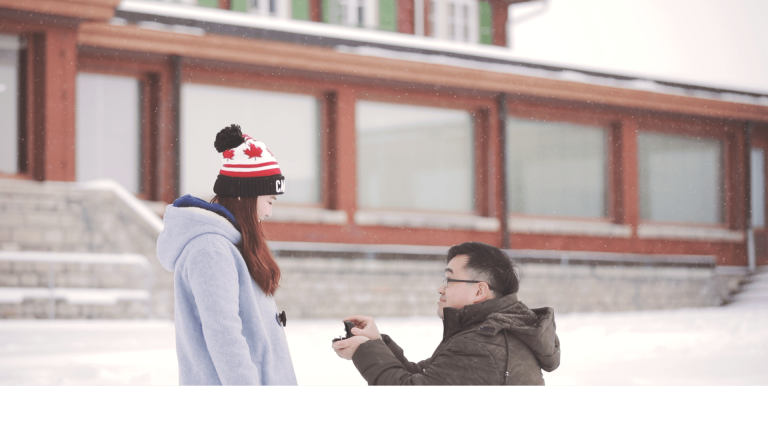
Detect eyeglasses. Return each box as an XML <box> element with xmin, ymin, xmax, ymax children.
<box><xmin>443</xmin><ymin>277</ymin><xmax>495</xmax><ymax>291</ymax></box>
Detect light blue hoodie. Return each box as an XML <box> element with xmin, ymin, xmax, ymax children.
<box><xmin>156</xmin><ymin>196</ymin><xmax>297</xmax><ymax>386</ymax></box>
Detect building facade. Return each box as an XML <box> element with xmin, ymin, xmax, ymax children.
<box><xmin>2</xmin><ymin>0</ymin><xmax>768</xmax><ymax>317</ymax></box>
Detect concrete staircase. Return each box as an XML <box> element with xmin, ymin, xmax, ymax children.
<box><xmin>0</xmin><ymin>179</ymin><xmax>172</xmax><ymax>319</ymax></box>
<box><xmin>728</xmin><ymin>267</ymin><xmax>768</xmax><ymax>308</ymax></box>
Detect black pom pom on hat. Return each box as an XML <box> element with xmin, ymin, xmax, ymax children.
<box><xmin>214</xmin><ymin>124</ymin><xmax>245</xmax><ymax>153</ymax></box>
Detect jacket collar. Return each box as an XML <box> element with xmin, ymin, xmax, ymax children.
<box><xmin>173</xmin><ymin>195</ymin><xmax>239</xmax><ymax>231</ymax></box>
<box><xmin>442</xmin><ymin>293</ymin><xmax>519</xmax><ymax>340</ymax></box>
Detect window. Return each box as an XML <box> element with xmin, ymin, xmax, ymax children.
<box><xmin>427</xmin><ymin>0</ymin><xmax>436</xmax><ymax>36</ymax></box>
<box><xmin>76</xmin><ymin>73</ymin><xmax>141</xmax><ymax>193</ymax></box>
<box><xmin>506</xmin><ymin>117</ymin><xmax>608</xmax><ymax>219</ymax></box>
<box><xmin>356</xmin><ymin>101</ymin><xmax>474</xmax><ymax>213</ymax></box>
<box><xmin>0</xmin><ymin>34</ymin><xmax>20</xmax><ymax>175</ymax></box>
<box><xmin>423</xmin><ymin>0</ymin><xmax>478</xmax><ymax>43</ymax></box>
<box><xmin>150</xmin><ymin>0</ymin><xmax>218</xmax><ymax>6</ymax></box>
<box><xmin>229</xmin><ymin>0</ymin><xmax>292</xmax><ymax>18</ymax></box>
<box><xmin>323</xmin><ymin>0</ymin><xmax>379</xmax><ymax>29</ymax></box>
<box><xmin>638</xmin><ymin>132</ymin><xmax>723</xmax><ymax>225</ymax></box>
<box><xmin>181</xmin><ymin>84</ymin><xmax>320</xmax><ymax>203</ymax></box>
<box><xmin>752</xmin><ymin>148</ymin><xmax>765</xmax><ymax>228</ymax></box>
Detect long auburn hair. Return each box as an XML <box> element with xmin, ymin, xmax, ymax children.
<box><xmin>211</xmin><ymin>195</ymin><xmax>281</xmax><ymax>296</ymax></box>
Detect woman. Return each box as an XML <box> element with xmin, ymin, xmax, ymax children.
<box><xmin>156</xmin><ymin>124</ymin><xmax>297</xmax><ymax>385</ymax></box>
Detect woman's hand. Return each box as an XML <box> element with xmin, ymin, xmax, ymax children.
<box><xmin>332</xmin><ymin>336</ymin><xmax>370</xmax><ymax>360</ymax></box>
<box><xmin>343</xmin><ymin>315</ymin><xmax>382</xmax><ymax>340</ymax></box>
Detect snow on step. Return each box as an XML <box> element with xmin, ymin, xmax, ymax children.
<box><xmin>0</xmin><ymin>288</ymin><xmax>150</xmax><ymax>305</ymax></box>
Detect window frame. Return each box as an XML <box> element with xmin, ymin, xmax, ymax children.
<box><xmin>354</xmin><ymin>88</ymin><xmax>488</xmax><ymax>216</ymax></box>
<box><xmin>182</xmin><ymin>64</ymin><xmax>328</xmax><ymax>209</ymax></box>
<box><xmin>505</xmin><ymin>101</ymin><xmax>618</xmax><ymax>224</ymax></box>
<box><xmin>635</xmin><ymin>116</ymin><xmax>735</xmax><ymax>229</ymax></box>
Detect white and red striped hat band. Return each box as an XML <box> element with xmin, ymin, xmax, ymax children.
<box><xmin>219</xmin><ymin>135</ymin><xmax>282</xmax><ymax>178</ymax></box>
<box><xmin>213</xmin><ymin>133</ymin><xmax>286</xmax><ymax>197</ymax></box>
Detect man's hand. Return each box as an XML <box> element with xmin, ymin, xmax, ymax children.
<box><xmin>332</xmin><ymin>336</ymin><xmax>370</xmax><ymax>360</ymax></box>
<box><xmin>344</xmin><ymin>315</ymin><xmax>382</xmax><ymax>340</ymax></box>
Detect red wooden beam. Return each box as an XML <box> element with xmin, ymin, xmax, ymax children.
<box><xmin>26</xmin><ymin>29</ymin><xmax>78</xmax><ymax>182</ymax></box>
<box><xmin>615</xmin><ymin>118</ymin><xmax>639</xmax><ymax>232</ymax></box>
<box><xmin>310</xmin><ymin>0</ymin><xmax>322</xmax><ymax>22</ymax></box>
<box><xmin>331</xmin><ymin>87</ymin><xmax>357</xmax><ymax>217</ymax></box>
<box><xmin>398</xmin><ymin>0</ymin><xmax>415</xmax><ymax>34</ymax></box>
<box><xmin>490</xmin><ymin>0</ymin><xmax>509</xmax><ymax>47</ymax></box>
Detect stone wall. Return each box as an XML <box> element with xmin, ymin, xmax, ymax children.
<box><xmin>0</xmin><ymin>179</ymin><xmax>747</xmax><ymax>320</ymax></box>
<box><xmin>271</xmin><ymin>247</ymin><xmax>746</xmax><ymax>319</ymax></box>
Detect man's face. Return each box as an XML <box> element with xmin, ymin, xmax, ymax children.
<box><xmin>438</xmin><ymin>255</ymin><xmax>480</xmax><ymax>319</ymax></box>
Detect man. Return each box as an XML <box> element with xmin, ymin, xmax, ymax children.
<box><xmin>332</xmin><ymin>241</ymin><xmax>560</xmax><ymax>385</ymax></box>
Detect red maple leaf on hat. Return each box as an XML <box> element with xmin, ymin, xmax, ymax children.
<box><xmin>244</xmin><ymin>143</ymin><xmax>263</xmax><ymax>159</ymax></box>
<box><xmin>222</xmin><ymin>149</ymin><xmax>235</xmax><ymax>160</ymax></box>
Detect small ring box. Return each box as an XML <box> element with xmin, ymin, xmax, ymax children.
<box><xmin>332</xmin><ymin>321</ymin><xmax>355</xmax><ymax>343</ymax></box>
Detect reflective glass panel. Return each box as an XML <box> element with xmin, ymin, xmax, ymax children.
<box><xmin>0</xmin><ymin>34</ymin><xmax>19</xmax><ymax>174</ymax></box>
<box><xmin>181</xmin><ymin>84</ymin><xmax>320</xmax><ymax>203</ymax></box>
<box><xmin>506</xmin><ymin>117</ymin><xmax>607</xmax><ymax>218</ymax></box>
<box><xmin>752</xmin><ymin>148</ymin><xmax>765</xmax><ymax>228</ymax></box>
<box><xmin>638</xmin><ymin>132</ymin><xmax>723</xmax><ymax>224</ymax></box>
<box><xmin>76</xmin><ymin>73</ymin><xmax>141</xmax><ymax>193</ymax></box>
<box><xmin>356</xmin><ymin>101</ymin><xmax>474</xmax><ymax>213</ymax></box>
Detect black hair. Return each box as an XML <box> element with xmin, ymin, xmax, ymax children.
<box><xmin>214</xmin><ymin>124</ymin><xmax>245</xmax><ymax>153</ymax></box>
<box><xmin>446</xmin><ymin>242</ymin><xmax>519</xmax><ymax>296</ymax></box>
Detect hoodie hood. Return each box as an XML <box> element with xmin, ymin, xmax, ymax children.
<box><xmin>156</xmin><ymin>195</ymin><xmax>242</xmax><ymax>272</ymax></box>
<box><xmin>443</xmin><ymin>294</ymin><xmax>561</xmax><ymax>372</ymax></box>
<box><xmin>480</xmin><ymin>297</ymin><xmax>560</xmax><ymax>372</ymax></box>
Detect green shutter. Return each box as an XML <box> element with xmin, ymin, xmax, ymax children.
<box><xmin>322</xmin><ymin>0</ymin><xmax>331</xmax><ymax>22</ymax></box>
<box><xmin>197</xmin><ymin>0</ymin><xmax>220</xmax><ymax>8</ymax></box>
<box><xmin>292</xmin><ymin>0</ymin><xmax>310</xmax><ymax>20</ymax></box>
<box><xmin>379</xmin><ymin>0</ymin><xmax>397</xmax><ymax>31</ymax></box>
<box><xmin>230</xmin><ymin>0</ymin><xmax>248</xmax><ymax>12</ymax></box>
<box><xmin>479</xmin><ymin>1</ymin><xmax>492</xmax><ymax>45</ymax></box>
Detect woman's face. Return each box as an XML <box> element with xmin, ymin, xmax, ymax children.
<box><xmin>256</xmin><ymin>195</ymin><xmax>277</xmax><ymax>222</ymax></box>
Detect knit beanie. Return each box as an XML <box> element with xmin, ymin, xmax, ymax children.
<box><xmin>212</xmin><ymin>124</ymin><xmax>286</xmax><ymax>197</ymax></box>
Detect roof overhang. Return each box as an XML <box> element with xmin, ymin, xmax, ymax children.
<box><xmin>0</xmin><ymin>0</ymin><xmax>121</xmax><ymax>22</ymax></box>
<box><xmin>78</xmin><ymin>19</ymin><xmax>768</xmax><ymax>123</ymax></box>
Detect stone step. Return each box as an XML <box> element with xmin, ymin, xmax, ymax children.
<box><xmin>0</xmin><ymin>287</ymin><xmax>150</xmax><ymax>305</ymax></box>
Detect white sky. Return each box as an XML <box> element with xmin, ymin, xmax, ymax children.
<box><xmin>507</xmin><ymin>0</ymin><xmax>768</xmax><ymax>94</ymax></box>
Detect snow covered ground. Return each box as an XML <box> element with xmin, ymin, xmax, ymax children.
<box><xmin>0</xmin><ymin>299</ymin><xmax>766</xmax><ymax>385</ymax></box>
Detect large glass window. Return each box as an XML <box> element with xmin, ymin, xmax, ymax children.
<box><xmin>76</xmin><ymin>73</ymin><xmax>141</xmax><ymax>193</ymax></box>
<box><xmin>356</xmin><ymin>101</ymin><xmax>474</xmax><ymax>213</ymax></box>
<box><xmin>181</xmin><ymin>84</ymin><xmax>320</xmax><ymax>203</ymax></box>
<box><xmin>752</xmin><ymin>148</ymin><xmax>765</xmax><ymax>228</ymax></box>
<box><xmin>506</xmin><ymin>117</ymin><xmax>607</xmax><ymax>218</ymax></box>
<box><xmin>0</xmin><ymin>34</ymin><xmax>20</xmax><ymax>175</ymax></box>
<box><xmin>638</xmin><ymin>132</ymin><xmax>723</xmax><ymax>225</ymax></box>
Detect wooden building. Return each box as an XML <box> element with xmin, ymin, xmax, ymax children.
<box><xmin>2</xmin><ymin>0</ymin><xmax>768</xmax><ymax>272</ymax></box>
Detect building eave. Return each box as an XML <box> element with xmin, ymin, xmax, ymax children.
<box><xmin>78</xmin><ymin>20</ymin><xmax>768</xmax><ymax>123</ymax></box>
<box><xmin>0</xmin><ymin>0</ymin><xmax>121</xmax><ymax>22</ymax></box>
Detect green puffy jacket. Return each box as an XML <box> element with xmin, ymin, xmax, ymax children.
<box><xmin>351</xmin><ymin>293</ymin><xmax>560</xmax><ymax>385</ymax></box>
